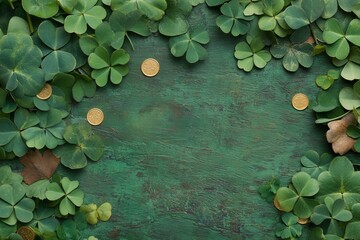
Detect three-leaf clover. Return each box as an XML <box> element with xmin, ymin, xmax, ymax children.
<box><xmin>311</xmin><ymin>197</ymin><xmax>352</xmax><ymax>236</ymax></box>
<box><xmin>0</xmin><ymin>183</ymin><xmax>35</xmax><ymax>225</ymax></box>
<box><xmin>276</xmin><ymin>172</ymin><xmax>319</xmax><ymax>218</ymax></box>
<box><xmin>315</xmin><ymin>69</ymin><xmax>340</xmax><ymax>90</ymax></box>
<box><xmin>53</xmin><ymin>123</ymin><xmax>104</xmax><ymax>169</ymax></box>
<box><xmin>64</xmin><ymin>0</ymin><xmax>106</xmax><ymax>34</ymax></box>
<box><xmin>270</xmin><ymin>27</ymin><xmax>314</xmax><ymax>72</ymax></box>
<box><xmin>323</xmin><ymin>18</ymin><xmax>360</xmax><ymax>60</ymax></box>
<box><xmin>159</xmin><ymin>1</ymin><xmax>192</xmax><ymax>37</ymax></box>
<box><xmin>80</xmin><ymin>202</ymin><xmax>112</xmax><ymax>225</ymax></box>
<box><xmin>169</xmin><ymin>29</ymin><xmax>210</xmax><ymax>63</ymax></box>
<box><xmin>234</xmin><ymin>39</ymin><xmax>271</xmax><ymax>72</ymax></box>
<box><xmin>258</xmin><ymin>0</ymin><xmax>285</xmax><ymax>32</ymax></box>
<box><xmin>29</xmin><ymin>205</ymin><xmax>60</xmax><ymax>234</ymax></box>
<box><xmin>216</xmin><ymin>0</ymin><xmax>253</xmax><ymax>37</ymax></box>
<box><xmin>318</xmin><ymin>156</ymin><xmax>360</xmax><ymax>207</ymax></box>
<box><xmin>88</xmin><ymin>46</ymin><xmax>130</xmax><ymax>87</ymax></box>
<box><xmin>300</xmin><ymin>150</ymin><xmax>332</xmax><ymax>178</ymax></box>
<box><xmin>45</xmin><ymin>177</ymin><xmax>84</xmax><ymax>216</ymax></box>
<box><xmin>37</xmin><ymin>20</ymin><xmax>76</xmax><ymax>80</ymax></box>
<box><xmin>111</xmin><ymin>0</ymin><xmax>167</xmax><ymax>21</ymax></box>
<box><xmin>275</xmin><ymin>213</ymin><xmax>303</xmax><ymax>239</ymax></box>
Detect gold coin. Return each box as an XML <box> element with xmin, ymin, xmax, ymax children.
<box><xmin>17</xmin><ymin>226</ymin><xmax>35</xmax><ymax>240</ymax></box>
<box><xmin>292</xmin><ymin>93</ymin><xmax>309</xmax><ymax>111</ymax></box>
<box><xmin>298</xmin><ymin>218</ymin><xmax>309</xmax><ymax>225</ymax></box>
<box><xmin>87</xmin><ymin>108</ymin><xmax>104</xmax><ymax>126</ymax></box>
<box><xmin>141</xmin><ymin>58</ymin><xmax>160</xmax><ymax>77</ymax></box>
<box><xmin>36</xmin><ymin>83</ymin><xmax>52</xmax><ymax>100</ymax></box>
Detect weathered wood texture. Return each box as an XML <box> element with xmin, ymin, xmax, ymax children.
<box><xmin>67</xmin><ymin>5</ymin><xmax>333</xmax><ymax>240</ymax></box>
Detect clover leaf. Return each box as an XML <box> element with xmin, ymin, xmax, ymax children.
<box><xmin>258</xmin><ymin>177</ymin><xmax>280</xmax><ymax>202</ymax></box>
<box><xmin>0</xmin><ymin>165</ymin><xmax>23</xmax><ymax>186</ymax></box>
<box><xmin>215</xmin><ymin>0</ymin><xmax>253</xmax><ymax>37</ymax></box>
<box><xmin>339</xmin><ymin>87</ymin><xmax>360</xmax><ymax>110</ymax></box>
<box><xmin>311</xmin><ymin>197</ymin><xmax>352</xmax><ymax>236</ymax></box>
<box><xmin>64</xmin><ymin>0</ymin><xmax>106</xmax><ymax>34</ymax></box>
<box><xmin>318</xmin><ymin>156</ymin><xmax>360</xmax><ymax>207</ymax></box>
<box><xmin>159</xmin><ymin>1</ymin><xmax>192</xmax><ymax>36</ymax></box>
<box><xmin>316</xmin><ymin>69</ymin><xmax>340</xmax><ymax>90</ymax></box>
<box><xmin>323</xmin><ymin>18</ymin><xmax>360</xmax><ymax>60</ymax></box>
<box><xmin>275</xmin><ymin>213</ymin><xmax>302</xmax><ymax>239</ymax></box>
<box><xmin>0</xmin><ymin>33</ymin><xmax>45</xmax><ymax>98</ymax></box>
<box><xmin>37</xmin><ymin>20</ymin><xmax>76</xmax><ymax>80</ymax></box>
<box><xmin>276</xmin><ymin>172</ymin><xmax>319</xmax><ymax>218</ymax></box>
<box><xmin>53</xmin><ymin>123</ymin><xmax>104</xmax><ymax>169</ymax></box>
<box><xmin>258</xmin><ymin>0</ymin><xmax>285</xmax><ymax>32</ymax></box>
<box><xmin>242</xmin><ymin>0</ymin><xmax>263</xmax><ymax>16</ymax></box>
<box><xmin>336</xmin><ymin>46</ymin><xmax>360</xmax><ymax>81</ymax></box>
<box><xmin>344</xmin><ymin>203</ymin><xmax>360</xmax><ymax>239</ymax></box>
<box><xmin>270</xmin><ymin>28</ymin><xmax>314</xmax><ymax>72</ymax></box>
<box><xmin>0</xmin><ymin>183</ymin><xmax>35</xmax><ymax>225</ymax></box>
<box><xmin>22</xmin><ymin>0</ymin><xmax>59</xmax><ymax>19</ymax></box>
<box><xmin>169</xmin><ymin>29</ymin><xmax>210</xmax><ymax>63</ymax></box>
<box><xmin>81</xmin><ymin>202</ymin><xmax>112</xmax><ymax>225</ymax></box>
<box><xmin>111</xmin><ymin>0</ymin><xmax>167</xmax><ymax>21</ymax></box>
<box><xmin>284</xmin><ymin>0</ymin><xmax>325</xmax><ymax>29</ymax></box>
<box><xmin>301</xmin><ymin>150</ymin><xmax>332</xmax><ymax>178</ymax></box>
<box><xmin>45</xmin><ymin>177</ymin><xmax>84</xmax><ymax>216</ymax></box>
<box><xmin>88</xmin><ymin>46</ymin><xmax>130</xmax><ymax>87</ymax></box>
<box><xmin>205</xmin><ymin>0</ymin><xmax>227</xmax><ymax>7</ymax></box>
<box><xmin>29</xmin><ymin>205</ymin><xmax>59</xmax><ymax>234</ymax></box>
<box><xmin>234</xmin><ymin>39</ymin><xmax>271</xmax><ymax>72</ymax></box>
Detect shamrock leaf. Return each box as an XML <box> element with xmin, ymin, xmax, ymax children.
<box><xmin>0</xmin><ymin>165</ymin><xmax>23</xmax><ymax>186</ymax></box>
<box><xmin>53</xmin><ymin>123</ymin><xmax>104</xmax><ymax>169</ymax></box>
<box><xmin>339</xmin><ymin>87</ymin><xmax>360</xmax><ymax>110</ymax></box>
<box><xmin>37</xmin><ymin>20</ymin><xmax>76</xmax><ymax>80</ymax></box>
<box><xmin>344</xmin><ymin>203</ymin><xmax>360</xmax><ymax>239</ymax></box>
<box><xmin>158</xmin><ymin>1</ymin><xmax>192</xmax><ymax>36</ymax></box>
<box><xmin>311</xmin><ymin>197</ymin><xmax>352</xmax><ymax>236</ymax></box>
<box><xmin>20</xmin><ymin>150</ymin><xmax>60</xmax><ymax>185</ymax></box>
<box><xmin>29</xmin><ymin>205</ymin><xmax>59</xmax><ymax>234</ymax></box>
<box><xmin>258</xmin><ymin>177</ymin><xmax>280</xmax><ymax>202</ymax></box>
<box><xmin>205</xmin><ymin>0</ymin><xmax>227</xmax><ymax>7</ymax></box>
<box><xmin>64</xmin><ymin>0</ymin><xmax>106</xmax><ymax>34</ymax></box>
<box><xmin>242</xmin><ymin>0</ymin><xmax>263</xmax><ymax>16</ymax></box>
<box><xmin>316</xmin><ymin>69</ymin><xmax>340</xmax><ymax>90</ymax></box>
<box><xmin>318</xmin><ymin>156</ymin><xmax>360</xmax><ymax>207</ymax></box>
<box><xmin>300</xmin><ymin>150</ymin><xmax>332</xmax><ymax>178</ymax></box>
<box><xmin>234</xmin><ymin>39</ymin><xmax>271</xmax><ymax>72</ymax></box>
<box><xmin>25</xmin><ymin>179</ymin><xmax>50</xmax><ymax>200</ymax></box>
<box><xmin>323</xmin><ymin>18</ymin><xmax>360</xmax><ymax>60</ymax></box>
<box><xmin>111</xmin><ymin>0</ymin><xmax>167</xmax><ymax>21</ymax></box>
<box><xmin>80</xmin><ymin>202</ymin><xmax>112</xmax><ymax>224</ymax></box>
<box><xmin>21</xmin><ymin>111</ymin><xmax>66</xmax><ymax>150</ymax></box>
<box><xmin>258</xmin><ymin>0</ymin><xmax>285</xmax><ymax>32</ymax></box>
<box><xmin>275</xmin><ymin>213</ymin><xmax>303</xmax><ymax>239</ymax></box>
<box><xmin>0</xmin><ymin>183</ymin><xmax>35</xmax><ymax>225</ymax></box>
<box><xmin>276</xmin><ymin>172</ymin><xmax>319</xmax><ymax>218</ymax></box>
<box><xmin>22</xmin><ymin>0</ymin><xmax>59</xmax><ymax>19</ymax></box>
<box><xmin>284</xmin><ymin>0</ymin><xmax>325</xmax><ymax>29</ymax></box>
<box><xmin>88</xmin><ymin>47</ymin><xmax>130</xmax><ymax>87</ymax></box>
<box><xmin>336</xmin><ymin>46</ymin><xmax>360</xmax><ymax>81</ymax></box>
<box><xmin>0</xmin><ymin>33</ymin><xmax>45</xmax><ymax>98</ymax></box>
<box><xmin>45</xmin><ymin>177</ymin><xmax>84</xmax><ymax>216</ymax></box>
<box><xmin>215</xmin><ymin>0</ymin><xmax>253</xmax><ymax>37</ymax></box>
<box><xmin>169</xmin><ymin>29</ymin><xmax>210</xmax><ymax>63</ymax></box>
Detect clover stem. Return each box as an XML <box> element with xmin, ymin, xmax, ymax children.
<box><xmin>26</xmin><ymin>13</ymin><xmax>34</xmax><ymax>34</ymax></box>
<box><xmin>126</xmin><ymin>33</ymin><xmax>135</xmax><ymax>51</ymax></box>
<box><xmin>8</xmin><ymin>0</ymin><xmax>14</xmax><ymax>9</ymax></box>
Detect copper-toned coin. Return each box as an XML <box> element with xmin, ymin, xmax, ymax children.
<box><xmin>17</xmin><ymin>226</ymin><xmax>35</xmax><ymax>240</ymax></box>
<box><xmin>87</xmin><ymin>108</ymin><xmax>104</xmax><ymax>126</ymax></box>
<box><xmin>298</xmin><ymin>218</ymin><xmax>309</xmax><ymax>225</ymax></box>
<box><xmin>141</xmin><ymin>58</ymin><xmax>160</xmax><ymax>77</ymax></box>
<box><xmin>292</xmin><ymin>93</ymin><xmax>309</xmax><ymax>111</ymax></box>
<box><xmin>273</xmin><ymin>197</ymin><xmax>283</xmax><ymax>211</ymax></box>
<box><xmin>36</xmin><ymin>83</ymin><xmax>52</xmax><ymax>100</ymax></box>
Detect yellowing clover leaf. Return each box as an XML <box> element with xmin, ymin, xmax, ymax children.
<box><xmin>88</xmin><ymin>47</ymin><xmax>130</xmax><ymax>87</ymax></box>
<box><xmin>64</xmin><ymin>0</ymin><xmax>106</xmax><ymax>34</ymax></box>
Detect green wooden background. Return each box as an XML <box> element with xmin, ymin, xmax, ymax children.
<box><xmin>64</xmin><ymin>5</ymin><xmax>333</xmax><ymax>240</ymax></box>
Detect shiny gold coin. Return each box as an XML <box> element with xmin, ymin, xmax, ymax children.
<box><xmin>141</xmin><ymin>58</ymin><xmax>160</xmax><ymax>77</ymax></box>
<box><xmin>298</xmin><ymin>218</ymin><xmax>309</xmax><ymax>225</ymax></box>
<box><xmin>87</xmin><ymin>108</ymin><xmax>104</xmax><ymax>126</ymax></box>
<box><xmin>36</xmin><ymin>83</ymin><xmax>52</xmax><ymax>100</ymax></box>
<box><xmin>292</xmin><ymin>93</ymin><xmax>309</xmax><ymax>111</ymax></box>
<box><xmin>17</xmin><ymin>226</ymin><xmax>35</xmax><ymax>240</ymax></box>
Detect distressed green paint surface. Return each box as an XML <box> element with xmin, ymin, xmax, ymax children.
<box><xmin>67</xmin><ymin>6</ymin><xmax>332</xmax><ymax>240</ymax></box>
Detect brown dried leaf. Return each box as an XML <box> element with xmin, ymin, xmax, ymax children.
<box><xmin>326</xmin><ymin>113</ymin><xmax>357</xmax><ymax>155</ymax></box>
<box><xmin>20</xmin><ymin>150</ymin><xmax>60</xmax><ymax>184</ymax></box>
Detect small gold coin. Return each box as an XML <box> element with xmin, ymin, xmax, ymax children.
<box><xmin>87</xmin><ymin>108</ymin><xmax>104</xmax><ymax>126</ymax></box>
<box><xmin>141</xmin><ymin>58</ymin><xmax>160</xmax><ymax>77</ymax></box>
<box><xmin>292</xmin><ymin>93</ymin><xmax>309</xmax><ymax>111</ymax></box>
<box><xmin>17</xmin><ymin>226</ymin><xmax>35</xmax><ymax>240</ymax></box>
<box><xmin>298</xmin><ymin>218</ymin><xmax>309</xmax><ymax>225</ymax></box>
<box><xmin>36</xmin><ymin>83</ymin><xmax>52</xmax><ymax>100</ymax></box>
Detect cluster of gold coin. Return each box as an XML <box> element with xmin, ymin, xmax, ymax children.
<box><xmin>85</xmin><ymin>58</ymin><xmax>160</xmax><ymax>125</ymax></box>
<box><xmin>292</xmin><ymin>93</ymin><xmax>309</xmax><ymax>111</ymax></box>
